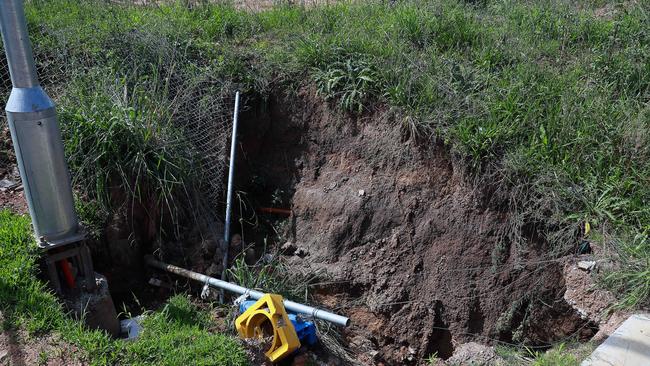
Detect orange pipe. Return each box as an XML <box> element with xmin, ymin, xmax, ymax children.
<box><xmin>257</xmin><ymin>207</ymin><xmax>291</xmax><ymax>216</ymax></box>
<box><xmin>58</xmin><ymin>259</ymin><xmax>76</xmax><ymax>289</ymax></box>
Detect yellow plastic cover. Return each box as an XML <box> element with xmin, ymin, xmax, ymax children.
<box><xmin>235</xmin><ymin>294</ymin><xmax>301</xmax><ymax>363</ymax></box>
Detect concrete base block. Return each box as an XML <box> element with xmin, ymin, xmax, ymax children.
<box><xmin>66</xmin><ymin>273</ymin><xmax>120</xmax><ymax>337</ymax></box>
<box><xmin>582</xmin><ymin>314</ymin><xmax>650</xmax><ymax>366</ymax></box>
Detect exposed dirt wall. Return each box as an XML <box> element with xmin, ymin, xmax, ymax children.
<box><xmin>243</xmin><ymin>89</ymin><xmax>597</xmax><ymax>364</ymax></box>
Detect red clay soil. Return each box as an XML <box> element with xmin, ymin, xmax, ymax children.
<box><xmin>0</xmin><ymin>127</ymin><xmax>27</xmax><ymax>214</ymax></box>
<box><xmin>242</xmin><ymin>89</ymin><xmax>597</xmax><ymax>364</ymax></box>
<box><xmin>0</xmin><ymin>320</ymin><xmax>85</xmax><ymax>366</ymax></box>
<box><xmin>0</xmin><ymin>188</ymin><xmax>27</xmax><ymax>214</ymax></box>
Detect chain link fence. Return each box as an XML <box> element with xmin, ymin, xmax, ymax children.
<box><xmin>0</xmin><ymin>1</ymin><xmax>236</xmax><ymax>224</ymax></box>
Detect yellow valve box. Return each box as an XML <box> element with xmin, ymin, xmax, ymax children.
<box><xmin>235</xmin><ymin>294</ymin><xmax>301</xmax><ymax>363</ymax></box>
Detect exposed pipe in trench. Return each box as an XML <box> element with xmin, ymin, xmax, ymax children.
<box><xmin>220</xmin><ymin>91</ymin><xmax>240</xmax><ymax>301</ymax></box>
<box><xmin>145</xmin><ymin>255</ymin><xmax>351</xmax><ymax>327</ymax></box>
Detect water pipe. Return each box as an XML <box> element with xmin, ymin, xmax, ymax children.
<box><xmin>145</xmin><ymin>255</ymin><xmax>350</xmax><ymax>327</ymax></box>
<box><xmin>258</xmin><ymin>207</ymin><xmax>292</xmax><ymax>216</ymax></box>
<box><xmin>220</xmin><ymin>91</ymin><xmax>240</xmax><ymax>294</ymax></box>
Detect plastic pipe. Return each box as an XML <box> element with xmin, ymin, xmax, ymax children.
<box><xmin>221</xmin><ymin>91</ymin><xmax>240</xmax><ymax>287</ymax></box>
<box><xmin>145</xmin><ymin>255</ymin><xmax>350</xmax><ymax>327</ymax></box>
<box><xmin>258</xmin><ymin>207</ymin><xmax>292</xmax><ymax>216</ymax></box>
<box><xmin>59</xmin><ymin>259</ymin><xmax>76</xmax><ymax>289</ymax></box>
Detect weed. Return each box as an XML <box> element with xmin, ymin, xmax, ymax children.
<box><xmin>37</xmin><ymin>351</ymin><xmax>48</xmax><ymax>365</ymax></box>
<box><xmin>313</xmin><ymin>52</ymin><xmax>379</xmax><ymax>114</ymax></box>
<box><xmin>602</xmin><ymin>231</ymin><xmax>650</xmax><ymax>308</ymax></box>
<box><xmin>228</xmin><ymin>250</ymin><xmax>320</xmax><ymax>302</ymax></box>
<box><xmin>496</xmin><ymin>342</ymin><xmax>595</xmax><ymax>366</ymax></box>
<box><xmin>425</xmin><ymin>351</ymin><xmax>440</xmax><ymax>365</ymax></box>
<box><xmin>75</xmin><ymin>197</ymin><xmax>109</xmax><ymax>240</ymax></box>
<box><xmin>59</xmin><ymin>71</ymin><xmax>195</xmax><ymax>220</ymax></box>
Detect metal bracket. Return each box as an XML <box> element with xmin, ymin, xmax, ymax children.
<box><xmin>44</xmin><ymin>241</ymin><xmax>95</xmax><ymax>294</ymax></box>
<box><xmin>38</xmin><ymin>230</ymin><xmax>87</xmax><ymax>249</ymax></box>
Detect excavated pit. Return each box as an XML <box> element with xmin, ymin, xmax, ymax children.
<box><xmin>235</xmin><ymin>89</ymin><xmax>598</xmax><ymax>364</ymax></box>
<box><xmin>0</xmin><ymin>68</ymin><xmax>604</xmax><ymax>362</ymax></box>
<box><xmin>73</xmin><ymin>87</ymin><xmax>600</xmax><ymax>363</ymax></box>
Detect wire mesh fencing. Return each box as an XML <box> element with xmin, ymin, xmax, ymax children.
<box><xmin>0</xmin><ymin>1</ymin><xmax>236</xmax><ymax>225</ymax></box>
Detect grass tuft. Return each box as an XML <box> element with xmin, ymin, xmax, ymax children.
<box><xmin>313</xmin><ymin>52</ymin><xmax>379</xmax><ymax>114</ymax></box>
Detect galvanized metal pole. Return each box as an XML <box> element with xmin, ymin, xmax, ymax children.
<box><xmin>220</xmin><ymin>91</ymin><xmax>240</xmax><ymax>285</ymax></box>
<box><xmin>145</xmin><ymin>255</ymin><xmax>351</xmax><ymax>327</ymax></box>
<box><xmin>0</xmin><ymin>0</ymin><xmax>81</xmax><ymax>247</ymax></box>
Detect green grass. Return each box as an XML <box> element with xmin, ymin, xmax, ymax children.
<box><xmin>16</xmin><ymin>0</ymin><xmax>650</xmax><ymax>308</ymax></box>
<box><xmin>123</xmin><ymin>295</ymin><xmax>248</xmax><ymax>366</ymax></box>
<box><xmin>0</xmin><ymin>209</ymin><xmax>248</xmax><ymax>365</ymax></box>
<box><xmin>528</xmin><ymin>344</ymin><xmax>580</xmax><ymax>366</ymax></box>
<box><xmin>60</xmin><ymin>70</ymin><xmax>195</xmax><ymax>218</ymax></box>
<box><xmin>496</xmin><ymin>342</ymin><xmax>596</xmax><ymax>366</ymax></box>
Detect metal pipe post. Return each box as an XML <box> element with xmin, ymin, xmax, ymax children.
<box><xmin>221</xmin><ymin>91</ymin><xmax>240</xmax><ymax>284</ymax></box>
<box><xmin>0</xmin><ymin>0</ymin><xmax>80</xmax><ymax>247</ymax></box>
<box><xmin>145</xmin><ymin>255</ymin><xmax>350</xmax><ymax>327</ymax></box>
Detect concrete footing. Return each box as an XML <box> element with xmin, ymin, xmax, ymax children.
<box><xmin>66</xmin><ymin>273</ymin><xmax>120</xmax><ymax>336</ymax></box>
<box><xmin>582</xmin><ymin>314</ymin><xmax>650</xmax><ymax>366</ymax></box>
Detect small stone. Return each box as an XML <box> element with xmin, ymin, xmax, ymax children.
<box><xmin>148</xmin><ymin>278</ymin><xmax>172</xmax><ymax>289</ymax></box>
<box><xmin>200</xmin><ymin>239</ymin><xmax>219</xmax><ymax>257</ymax></box>
<box><xmin>245</xmin><ymin>248</ymin><xmax>256</xmax><ymax>264</ymax></box>
<box><xmin>446</xmin><ymin>342</ymin><xmax>504</xmax><ymax>365</ymax></box>
<box><xmin>292</xmin><ymin>353</ymin><xmax>308</xmax><ymax>366</ymax></box>
<box><xmin>262</xmin><ymin>253</ymin><xmax>274</xmax><ymax>263</ymax></box>
<box><xmin>230</xmin><ymin>234</ymin><xmax>242</xmax><ymax>250</ymax></box>
<box><xmin>369</xmin><ymin>350</ymin><xmax>379</xmax><ymax>360</ymax></box>
<box><xmin>0</xmin><ymin>178</ymin><xmax>16</xmax><ymax>191</ymax></box>
<box><xmin>295</xmin><ymin>246</ymin><xmax>308</xmax><ymax>258</ymax></box>
<box><xmin>578</xmin><ymin>260</ymin><xmax>596</xmax><ymax>271</ymax></box>
<box><xmin>0</xmin><ymin>350</ymin><xmax>8</xmax><ymax>361</ymax></box>
<box><xmin>281</xmin><ymin>241</ymin><xmax>297</xmax><ymax>255</ymax></box>
<box><xmin>206</xmin><ymin>263</ymin><xmax>222</xmax><ymax>277</ymax></box>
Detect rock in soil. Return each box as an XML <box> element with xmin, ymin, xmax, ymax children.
<box><xmin>206</xmin><ymin>262</ymin><xmax>223</xmax><ymax>278</ymax></box>
<box><xmin>445</xmin><ymin>342</ymin><xmax>505</xmax><ymax>365</ymax></box>
<box><xmin>281</xmin><ymin>241</ymin><xmax>297</xmax><ymax>255</ymax></box>
<box><xmin>563</xmin><ymin>257</ymin><xmax>629</xmax><ymax>342</ymax></box>
<box><xmin>577</xmin><ymin>260</ymin><xmax>596</xmax><ymax>271</ymax></box>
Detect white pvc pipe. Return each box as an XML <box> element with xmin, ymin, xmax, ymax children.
<box><xmin>145</xmin><ymin>255</ymin><xmax>350</xmax><ymax>327</ymax></box>
<box><xmin>221</xmin><ymin>91</ymin><xmax>240</xmax><ymax>286</ymax></box>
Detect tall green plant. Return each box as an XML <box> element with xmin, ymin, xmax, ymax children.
<box><xmin>60</xmin><ymin>70</ymin><xmax>194</xmax><ymax>217</ymax></box>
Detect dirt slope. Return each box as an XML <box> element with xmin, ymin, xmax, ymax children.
<box><xmin>243</xmin><ymin>89</ymin><xmax>597</xmax><ymax>364</ymax></box>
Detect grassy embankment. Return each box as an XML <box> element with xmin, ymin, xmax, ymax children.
<box><xmin>1</xmin><ymin>0</ymin><xmax>648</xmax><ymax>363</ymax></box>
<box><xmin>29</xmin><ymin>0</ymin><xmax>647</xmax><ymax>307</ymax></box>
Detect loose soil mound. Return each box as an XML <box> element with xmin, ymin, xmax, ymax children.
<box><xmin>242</xmin><ymin>89</ymin><xmax>598</xmax><ymax>364</ymax></box>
